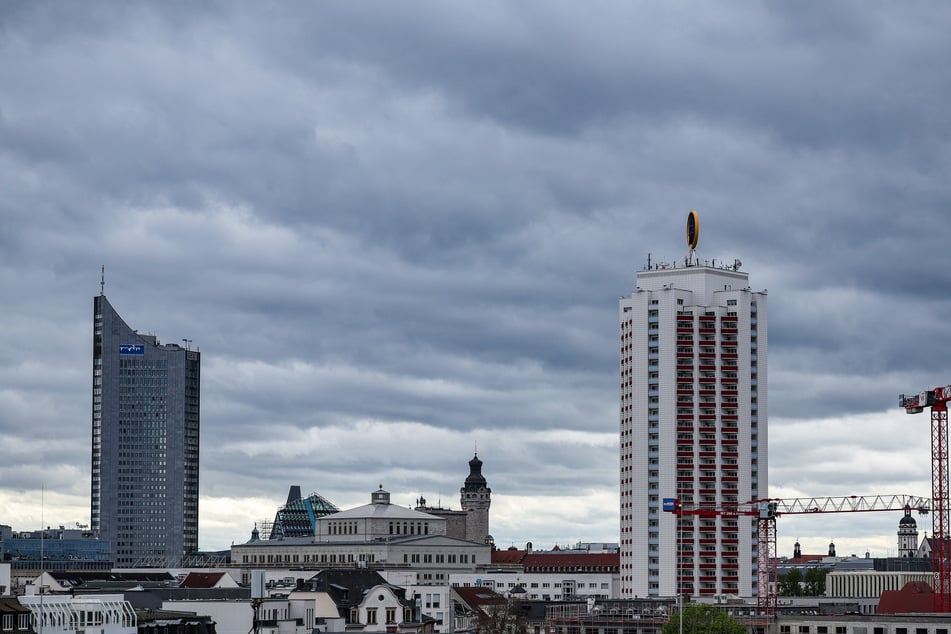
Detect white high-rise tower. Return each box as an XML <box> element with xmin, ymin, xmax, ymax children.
<box><xmin>619</xmin><ymin>212</ymin><xmax>767</xmax><ymax>599</ymax></box>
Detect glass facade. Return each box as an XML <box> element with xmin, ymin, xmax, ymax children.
<box><xmin>92</xmin><ymin>294</ymin><xmax>200</xmax><ymax>566</ymax></box>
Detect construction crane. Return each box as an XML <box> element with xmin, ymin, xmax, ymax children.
<box><xmin>664</xmin><ymin>494</ymin><xmax>931</xmax><ymax>622</ymax></box>
<box><xmin>900</xmin><ymin>385</ymin><xmax>951</xmax><ymax>612</ymax></box>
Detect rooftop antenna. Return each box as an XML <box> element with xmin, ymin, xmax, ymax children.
<box><xmin>685</xmin><ymin>210</ymin><xmax>699</xmax><ymax>266</ymax></box>
<box><xmin>100</xmin><ymin>265</ymin><xmax>105</xmax><ymax>296</ymax></box>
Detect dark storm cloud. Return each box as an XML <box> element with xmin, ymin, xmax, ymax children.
<box><xmin>1</xmin><ymin>1</ymin><xmax>949</xmax><ymax>551</ymax></box>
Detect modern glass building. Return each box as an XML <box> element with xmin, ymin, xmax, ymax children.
<box><xmin>92</xmin><ymin>293</ymin><xmax>200</xmax><ymax>567</ymax></box>
<box><xmin>0</xmin><ymin>525</ymin><xmax>111</xmax><ymax>571</ymax></box>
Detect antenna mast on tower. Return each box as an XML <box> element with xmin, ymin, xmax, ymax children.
<box><xmin>100</xmin><ymin>265</ymin><xmax>105</xmax><ymax>296</ymax></box>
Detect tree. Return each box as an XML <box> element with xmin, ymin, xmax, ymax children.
<box><xmin>663</xmin><ymin>604</ymin><xmax>746</xmax><ymax>634</ymax></box>
<box><xmin>779</xmin><ymin>567</ymin><xmax>803</xmax><ymax>596</ymax></box>
<box><xmin>477</xmin><ymin>596</ymin><xmax>529</xmax><ymax>634</ymax></box>
<box><xmin>778</xmin><ymin>567</ymin><xmax>828</xmax><ymax>596</ymax></box>
<box><xmin>803</xmin><ymin>567</ymin><xmax>828</xmax><ymax>596</ymax></box>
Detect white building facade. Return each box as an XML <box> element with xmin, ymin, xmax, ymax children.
<box><xmin>619</xmin><ymin>260</ymin><xmax>767</xmax><ymax>598</ymax></box>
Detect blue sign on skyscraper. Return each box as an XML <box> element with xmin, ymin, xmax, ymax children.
<box><xmin>119</xmin><ymin>344</ymin><xmax>144</xmax><ymax>355</ymax></box>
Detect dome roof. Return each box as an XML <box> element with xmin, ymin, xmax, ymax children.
<box><xmin>900</xmin><ymin>513</ymin><xmax>918</xmax><ymax>527</ymax></box>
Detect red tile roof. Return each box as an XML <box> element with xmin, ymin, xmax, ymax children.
<box><xmin>877</xmin><ymin>581</ymin><xmax>938</xmax><ymax>614</ymax></box>
<box><xmin>452</xmin><ymin>585</ymin><xmax>507</xmax><ymax>608</ymax></box>
<box><xmin>522</xmin><ymin>552</ymin><xmax>619</xmax><ymax>572</ymax></box>
<box><xmin>180</xmin><ymin>572</ymin><xmax>228</xmax><ymax>588</ymax></box>
<box><xmin>491</xmin><ymin>550</ymin><xmax>527</xmax><ymax>564</ymax></box>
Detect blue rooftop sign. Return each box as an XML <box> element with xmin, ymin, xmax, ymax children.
<box><xmin>662</xmin><ymin>498</ymin><xmax>677</xmax><ymax>512</ymax></box>
<box><xmin>119</xmin><ymin>344</ymin><xmax>144</xmax><ymax>355</ymax></box>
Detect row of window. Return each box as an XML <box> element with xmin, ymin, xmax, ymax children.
<box><xmin>0</xmin><ymin>614</ymin><xmax>30</xmax><ymax>631</ymax></box>
<box><xmin>779</xmin><ymin>625</ymin><xmax>948</xmax><ymax>634</ymax></box>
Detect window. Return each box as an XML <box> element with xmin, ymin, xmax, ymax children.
<box><xmin>366</xmin><ymin>608</ymin><xmax>377</xmax><ymax>625</ymax></box>
<box><xmin>386</xmin><ymin>608</ymin><xmax>396</xmax><ymax>623</ymax></box>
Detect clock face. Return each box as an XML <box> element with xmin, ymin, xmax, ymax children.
<box><xmin>686</xmin><ymin>210</ymin><xmax>700</xmax><ymax>250</ymax></box>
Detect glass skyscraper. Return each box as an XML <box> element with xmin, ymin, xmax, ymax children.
<box><xmin>92</xmin><ymin>293</ymin><xmax>200</xmax><ymax>567</ymax></box>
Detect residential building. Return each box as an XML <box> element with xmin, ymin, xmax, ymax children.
<box><xmin>0</xmin><ymin>597</ymin><xmax>36</xmax><ymax>634</ymax></box>
<box><xmin>92</xmin><ymin>293</ymin><xmax>200</xmax><ymax>567</ymax></box>
<box><xmin>619</xmin><ymin>248</ymin><xmax>767</xmax><ymax>598</ymax></box>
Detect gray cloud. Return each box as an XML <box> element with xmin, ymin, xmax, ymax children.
<box><xmin>1</xmin><ymin>1</ymin><xmax>948</xmax><ymax>554</ymax></box>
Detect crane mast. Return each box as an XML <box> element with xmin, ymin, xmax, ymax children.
<box><xmin>900</xmin><ymin>385</ymin><xmax>951</xmax><ymax>612</ymax></box>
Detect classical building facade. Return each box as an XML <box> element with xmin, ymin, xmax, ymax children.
<box><xmin>619</xmin><ymin>248</ymin><xmax>768</xmax><ymax>598</ymax></box>
<box><xmin>92</xmin><ymin>293</ymin><xmax>200</xmax><ymax>566</ymax></box>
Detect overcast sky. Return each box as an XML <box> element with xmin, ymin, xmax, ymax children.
<box><xmin>2</xmin><ymin>2</ymin><xmax>950</xmax><ymax>560</ymax></box>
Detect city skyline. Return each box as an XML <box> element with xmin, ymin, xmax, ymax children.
<box><xmin>1</xmin><ymin>3</ymin><xmax>948</xmax><ymax>560</ymax></box>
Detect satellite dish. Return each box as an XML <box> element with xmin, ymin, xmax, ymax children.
<box><xmin>686</xmin><ymin>210</ymin><xmax>700</xmax><ymax>250</ymax></box>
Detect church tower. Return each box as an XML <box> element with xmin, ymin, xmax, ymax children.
<box><xmin>898</xmin><ymin>507</ymin><xmax>919</xmax><ymax>557</ymax></box>
<box><xmin>460</xmin><ymin>453</ymin><xmax>491</xmax><ymax>544</ymax></box>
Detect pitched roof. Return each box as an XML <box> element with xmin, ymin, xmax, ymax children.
<box><xmin>179</xmin><ymin>572</ymin><xmax>227</xmax><ymax>588</ymax></box>
<box><xmin>877</xmin><ymin>581</ymin><xmax>936</xmax><ymax>614</ymax></box>
<box><xmin>451</xmin><ymin>585</ymin><xmax>507</xmax><ymax>608</ymax></box>
<box><xmin>491</xmin><ymin>549</ymin><xmax>527</xmax><ymax>564</ymax></box>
